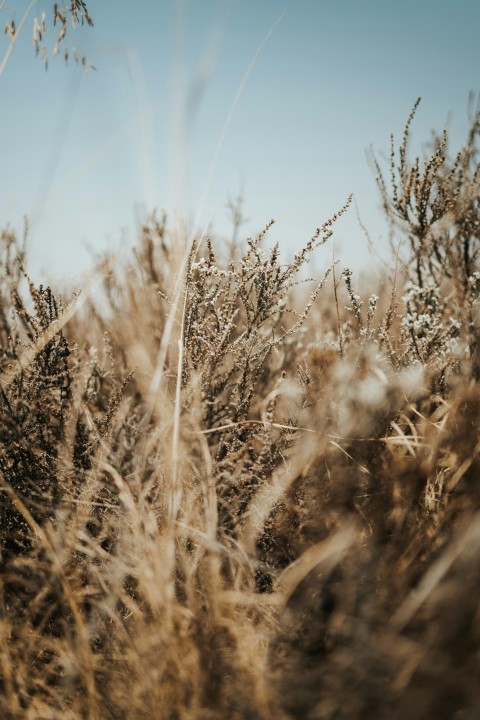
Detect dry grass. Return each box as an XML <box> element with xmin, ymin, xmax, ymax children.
<box><xmin>1</xmin><ymin>102</ymin><xmax>480</xmax><ymax>719</ymax></box>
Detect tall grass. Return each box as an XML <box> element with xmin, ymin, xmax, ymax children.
<box><xmin>1</xmin><ymin>101</ymin><xmax>480</xmax><ymax>719</ymax></box>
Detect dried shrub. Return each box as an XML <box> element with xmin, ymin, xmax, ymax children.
<box><xmin>0</xmin><ymin>102</ymin><xmax>479</xmax><ymax>720</ymax></box>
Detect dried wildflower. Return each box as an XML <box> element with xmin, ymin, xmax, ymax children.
<box><xmin>1</xmin><ymin>102</ymin><xmax>480</xmax><ymax>720</ymax></box>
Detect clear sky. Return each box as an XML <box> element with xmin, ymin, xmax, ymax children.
<box><xmin>1</xmin><ymin>0</ymin><xmax>480</xmax><ymax>282</ymax></box>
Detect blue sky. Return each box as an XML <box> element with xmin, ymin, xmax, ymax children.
<box><xmin>1</xmin><ymin>0</ymin><xmax>479</xmax><ymax>282</ymax></box>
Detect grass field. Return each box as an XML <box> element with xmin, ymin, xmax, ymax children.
<box><xmin>1</xmin><ymin>100</ymin><xmax>480</xmax><ymax>719</ymax></box>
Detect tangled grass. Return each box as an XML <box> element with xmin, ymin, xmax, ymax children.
<box><xmin>1</xmin><ymin>101</ymin><xmax>480</xmax><ymax>719</ymax></box>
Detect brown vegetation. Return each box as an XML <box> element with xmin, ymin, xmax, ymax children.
<box><xmin>1</xmin><ymin>101</ymin><xmax>479</xmax><ymax>719</ymax></box>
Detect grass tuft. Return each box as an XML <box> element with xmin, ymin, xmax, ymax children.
<box><xmin>1</xmin><ymin>103</ymin><xmax>480</xmax><ymax>719</ymax></box>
